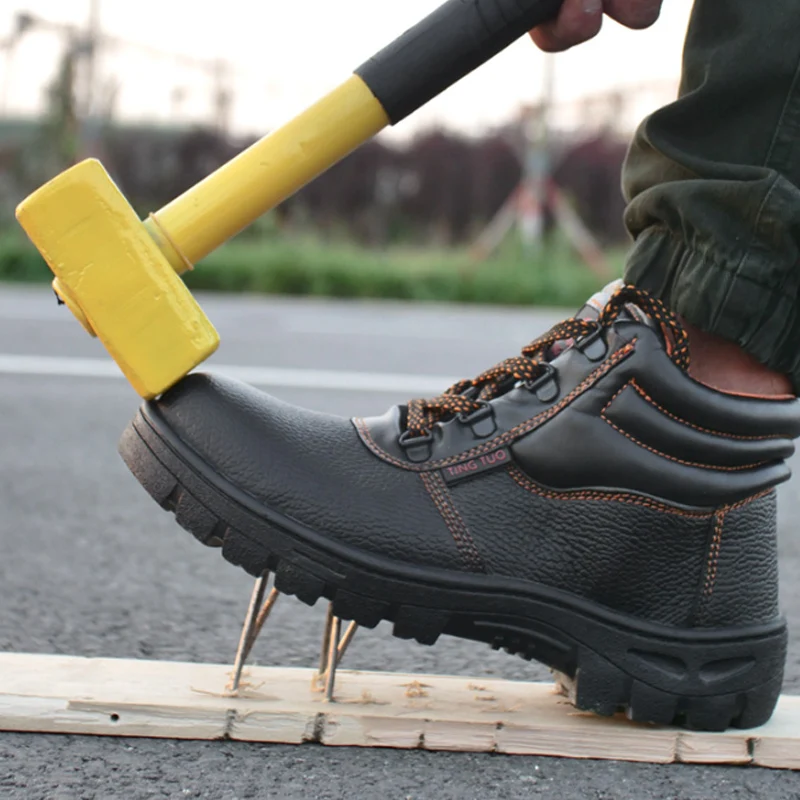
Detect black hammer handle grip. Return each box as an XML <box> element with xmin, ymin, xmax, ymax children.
<box><xmin>355</xmin><ymin>0</ymin><xmax>564</xmax><ymax>125</ymax></box>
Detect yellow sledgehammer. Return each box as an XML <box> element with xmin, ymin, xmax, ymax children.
<box><xmin>16</xmin><ymin>0</ymin><xmax>563</xmax><ymax>399</ymax></box>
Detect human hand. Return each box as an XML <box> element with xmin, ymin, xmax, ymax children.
<box><xmin>530</xmin><ymin>0</ymin><xmax>663</xmax><ymax>52</ymax></box>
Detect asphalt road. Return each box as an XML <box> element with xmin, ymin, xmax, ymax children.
<box><xmin>1</xmin><ymin>285</ymin><xmax>800</xmax><ymax>799</ymax></box>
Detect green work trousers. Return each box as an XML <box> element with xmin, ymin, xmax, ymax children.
<box><xmin>622</xmin><ymin>0</ymin><xmax>800</xmax><ymax>389</ymax></box>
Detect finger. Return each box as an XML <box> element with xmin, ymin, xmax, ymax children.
<box><xmin>603</xmin><ymin>0</ymin><xmax>662</xmax><ymax>30</ymax></box>
<box><xmin>529</xmin><ymin>0</ymin><xmax>604</xmax><ymax>53</ymax></box>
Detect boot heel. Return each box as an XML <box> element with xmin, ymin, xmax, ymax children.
<box><xmin>563</xmin><ymin>623</ymin><xmax>787</xmax><ymax>731</ymax></box>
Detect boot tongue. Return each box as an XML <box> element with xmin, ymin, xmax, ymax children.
<box><xmin>576</xmin><ymin>278</ymin><xmax>625</xmax><ymax>321</ymax></box>
<box><xmin>576</xmin><ymin>278</ymin><xmax>653</xmax><ymax>326</ymax></box>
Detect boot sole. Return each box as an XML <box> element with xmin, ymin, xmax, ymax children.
<box><xmin>119</xmin><ymin>405</ymin><xmax>787</xmax><ymax>732</ymax></box>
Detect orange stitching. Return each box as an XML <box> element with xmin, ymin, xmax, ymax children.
<box><xmin>697</xmin><ymin>492</ymin><xmax>774</xmax><ymax>622</ymax></box>
<box><xmin>728</xmin><ymin>488</ymin><xmax>773</xmax><ymax>511</ymax></box>
<box><xmin>420</xmin><ymin>472</ymin><xmax>485</xmax><ymax>573</ymax></box>
<box><xmin>628</xmin><ymin>379</ymin><xmax>781</xmax><ymax>441</ymax></box>
<box><xmin>422</xmin><ymin>472</ymin><xmax>485</xmax><ymax>573</ymax></box>
<box><xmin>703</xmin><ymin>509</ymin><xmax>726</xmax><ymax>597</ymax></box>
<box><xmin>601</xmin><ymin>383</ymin><xmax>767</xmax><ymax>473</ymax></box>
<box><xmin>507</xmin><ymin>465</ymin><xmax>714</xmax><ymax>518</ymax></box>
<box><xmin>601</xmin><ymin>416</ymin><xmax>764</xmax><ymax>472</ymax></box>
<box><xmin>508</xmin><ymin>466</ymin><xmax>773</xmax><ymax>519</ymax></box>
<box><xmin>354</xmin><ymin>341</ymin><xmax>636</xmax><ymax>473</ymax></box>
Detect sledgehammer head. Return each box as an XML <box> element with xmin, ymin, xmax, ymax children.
<box><xmin>15</xmin><ymin>159</ymin><xmax>219</xmax><ymax>399</ymax></box>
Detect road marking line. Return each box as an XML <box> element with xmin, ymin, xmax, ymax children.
<box><xmin>0</xmin><ymin>354</ymin><xmax>456</xmax><ymax>395</ymax></box>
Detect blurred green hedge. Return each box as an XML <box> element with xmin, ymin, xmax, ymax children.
<box><xmin>0</xmin><ymin>229</ymin><xmax>620</xmax><ymax>309</ymax></box>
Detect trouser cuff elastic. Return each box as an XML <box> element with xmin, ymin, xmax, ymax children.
<box><xmin>625</xmin><ymin>227</ymin><xmax>800</xmax><ymax>391</ymax></box>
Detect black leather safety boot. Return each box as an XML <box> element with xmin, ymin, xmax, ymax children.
<box><xmin>119</xmin><ymin>282</ymin><xmax>800</xmax><ymax>731</ymax></box>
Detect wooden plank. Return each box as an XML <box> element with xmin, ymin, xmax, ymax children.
<box><xmin>0</xmin><ymin>653</ymin><xmax>798</xmax><ymax>769</ymax></box>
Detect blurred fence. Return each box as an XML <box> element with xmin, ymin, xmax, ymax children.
<box><xmin>0</xmin><ymin>8</ymin><xmax>679</xmax><ymax>249</ymax></box>
<box><xmin>0</xmin><ymin>115</ymin><xmax>635</xmax><ymax>248</ymax></box>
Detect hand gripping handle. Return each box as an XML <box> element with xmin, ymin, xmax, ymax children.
<box><xmin>355</xmin><ymin>0</ymin><xmax>565</xmax><ymax>124</ymax></box>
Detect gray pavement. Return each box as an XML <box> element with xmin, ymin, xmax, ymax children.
<box><xmin>1</xmin><ymin>285</ymin><xmax>799</xmax><ymax>799</ymax></box>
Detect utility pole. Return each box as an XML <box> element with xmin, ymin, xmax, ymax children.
<box><xmin>71</xmin><ymin>0</ymin><xmax>102</xmax><ymax>159</ymax></box>
<box><xmin>523</xmin><ymin>52</ymin><xmax>555</xmax><ymax>254</ymax></box>
<box><xmin>83</xmin><ymin>0</ymin><xmax>101</xmax><ymax>119</ymax></box>
<box><xmin>211</xmin><ymin>59</ymin><xmax>233</xmax><ymax>137</ymax></box>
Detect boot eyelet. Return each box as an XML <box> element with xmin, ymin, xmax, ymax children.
<box><xmin>524</xmin><ymin>364</ymin><xmax>559</xmax><ymax>404</ymax></box>
<box><xmin>457</xmin><ymin>402</ymin><xmax>497</xmax><ymax>439</ymax></box>
<box><xmin>575</xmin><ymin>322</ymin><xmax>608</xmax><ymax>362</ymax></box>
<box><xmin>398</xmin><ymin>429</ymin><xmax>434</xmax><ymax>463</ymax></box>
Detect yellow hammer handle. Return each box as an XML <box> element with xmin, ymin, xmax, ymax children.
<box><xmin>145</xmin><ymin>76</ymin><xmax>388</xmax><ymax>273</ymax></box>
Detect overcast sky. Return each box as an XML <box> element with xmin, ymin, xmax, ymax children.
<box><xmin>2</xmin><ymin>0</ymin><xmax>694</xmax><ymax>139</ymax></box>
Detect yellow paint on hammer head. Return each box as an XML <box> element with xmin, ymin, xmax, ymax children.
<box><xmin>15</xmin><ymin>159</ymin><xmax>219</xmax><ymax>399</ymax></box>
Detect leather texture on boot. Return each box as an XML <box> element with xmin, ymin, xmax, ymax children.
<box><xmin>153</xmin><ymin>376</ymin><xmax>465</xmax><ymax>570</ymax></box>
<box><xmin>147</xmin><ymin>288</ymin><xmax>800</xmax><ymax>627</ymax></box>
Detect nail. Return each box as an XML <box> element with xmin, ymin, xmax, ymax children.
<box><xmin>583</xmin><ymin>0</ymin><xmax>602</xmax><ymax>13</ymax></box>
